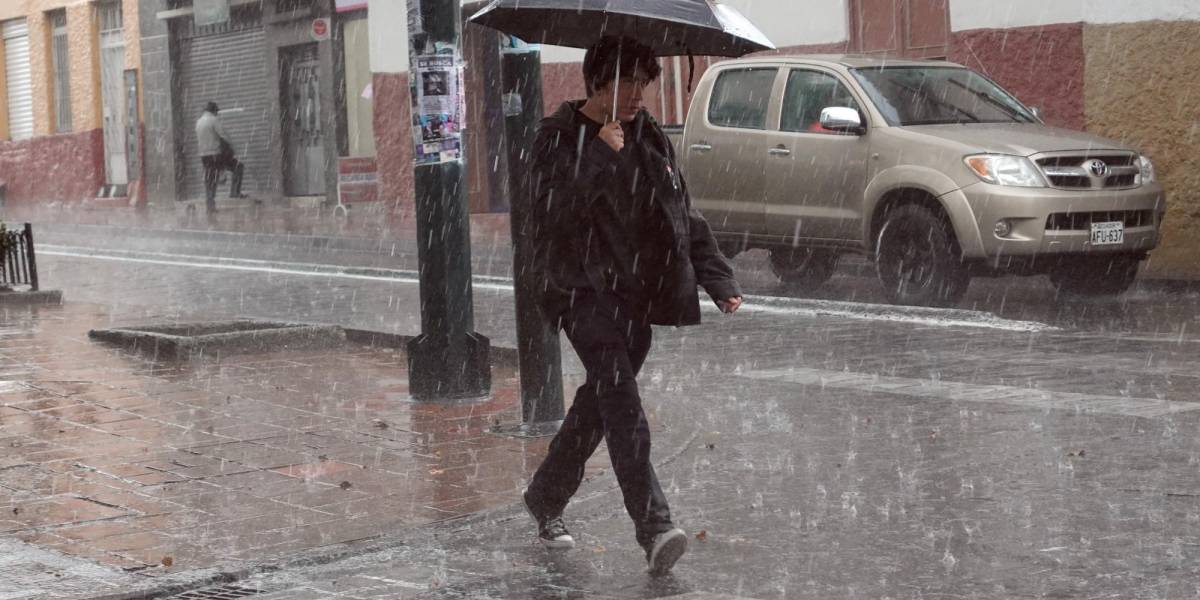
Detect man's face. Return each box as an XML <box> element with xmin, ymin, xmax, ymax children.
<box><xmin>594</xmin><ymin>68</ymin><xmax>651</xmax><ymax>123</ymax></box>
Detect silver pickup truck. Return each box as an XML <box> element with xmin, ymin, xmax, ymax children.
<box><xmin>666</xmin><ymin>55</ymin><xmax>1166</xmax><ymax>306</ymax></box>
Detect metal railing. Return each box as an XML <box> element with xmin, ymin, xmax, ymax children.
<box><xmin>1</xmin><ymin>224</ymin><xmax>39</xmax><ymax>291</ymax></box>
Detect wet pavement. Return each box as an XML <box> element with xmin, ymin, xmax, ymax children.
<box><xmin>2</xmin><ymin>215</ymin><xmax>1200</xmax><ymax>598</ymax></box>
<box><xmin>0</xmin><ymin>297</ymin><xmax>612</xmax><ymax>595</ymax></box>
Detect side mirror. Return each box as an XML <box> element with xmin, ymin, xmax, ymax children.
<box><xmin>820</xmin><ymin>107</ymin><xmax>864</xmax><ymax>134</ymax></box>
<box><xmin>1029</xmin><ymin>106</ymin><xmax>1042</xmax><ymax>120</ymax></box>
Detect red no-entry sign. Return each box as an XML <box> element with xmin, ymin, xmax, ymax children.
<box><xmin>311</xmin><ymin>18</ymin><xmax>330</xmax><ymax>41</ymax></box>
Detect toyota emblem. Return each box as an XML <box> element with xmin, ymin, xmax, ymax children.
<box><xmin>1084</xmin><ymin>159</ymin><xmax>1110</xmax><ymax>177</ymax></box>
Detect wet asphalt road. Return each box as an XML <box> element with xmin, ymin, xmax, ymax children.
<box><xmin>729</xmin><ymin>249</ymin><xmax>1200</xmax><ymax>342</ymax></box>
<box><xmin>34</xmin><ymin>223</ymin><xmax>1200</xmax><ymax>343</ymax></box>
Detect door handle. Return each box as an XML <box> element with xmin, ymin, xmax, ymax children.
<box><xmin>768</xmin><ymin>146</ymin><xmax>791</xmax><ymax>157</ymax></box>
<box><xmin>689</xmin><ymin>143</ymin><xmax>713</xmax><ymax>153</ymax></box>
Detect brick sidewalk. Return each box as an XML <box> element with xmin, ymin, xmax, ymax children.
<box><xmin>0</xmin><ymin>300</ymin><xmax>604</xmax><ymax>582</ymax></box>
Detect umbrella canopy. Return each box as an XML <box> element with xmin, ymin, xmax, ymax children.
<box><xmin>469</xmin><ymin>0</ymin><xmax>775</xmax><ymax>57</ymax></box>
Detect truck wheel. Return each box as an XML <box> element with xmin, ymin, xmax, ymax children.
<box><xmin>769</xmin><ymin>248</ymin><xmax>839</xmax><ymax>288</ymax></box>
<box><xmin>875</xmin><ymin>204</ymin><xmax>969</xmax><ymax>307</ymax></box>
<box><xmin>1050</xmin><ymin>256</ymin><xmax>1140</xmax><ymax>297</ymax></box>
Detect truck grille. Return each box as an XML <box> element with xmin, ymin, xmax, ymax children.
<box><xmin>1046</xmin><ymin>210</ymin><xmax>1154</xmax><ymax>231</ymax></box>
<box><xmin>1035</xmin><ymin>152</ymin><xmax>1139</xmax><ymax>190</ymax></box>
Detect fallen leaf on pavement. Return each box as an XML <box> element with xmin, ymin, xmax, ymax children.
<box><xmin>339</xmin><ymin>481</ymin><xmax>352</xmax><ymax>490</ymax></box>
<box><xmin>695</xmin><ymin>530</ymin><xmax>708</xmax><ymax>541</ymax></box>
<box><xmin>161</xmin><ymin>556</ymin><xmax>173</xmax><ymax>567</ymax></box>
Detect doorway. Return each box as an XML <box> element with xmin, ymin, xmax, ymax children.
<box><xmin>98</xmin><ymin>1</ymin><xmax>128</xmax><ymax>186</ymax></box>
<box><xmin>849</xmin><ymin>0</ymin><xmax>949</xmax><ymax>59</ymax></box>
<box><xmin>280</xmin><ymin>44</ymin><xmax>325</xmax><ymax>196</ymax></box>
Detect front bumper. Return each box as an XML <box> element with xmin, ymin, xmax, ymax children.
<box><xmin>946</xmin><ymin>181</ymin><xmax>1166</xmax><ymax>261</ymax></box>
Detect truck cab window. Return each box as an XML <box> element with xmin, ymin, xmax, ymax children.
<box><xmin>707</xmin><ymin>68</ymin><xmax>777</xmax><ymax>130</ymax></box>
<box><xmin>781</xmin><ymin>70</ymin><xmax>861</xmax><ymax>134</ymax></box>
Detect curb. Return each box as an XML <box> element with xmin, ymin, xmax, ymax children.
<box><xmin>0</xmin><ymin>289</ymin><xmax>63</xmax><ymax>305</ymax></box>
<box><xmin>35</xmin><ymin>221</ymin><xmax>417</xmax><ymax>256</ymax></box>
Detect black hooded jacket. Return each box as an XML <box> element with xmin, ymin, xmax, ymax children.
<box><xmin>529</xmin><ymin>100</ymin><xmax>741</xmax><ymax>327</ymax></box>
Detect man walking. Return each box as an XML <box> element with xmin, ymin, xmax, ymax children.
<box><xmin>523</xmin><ymin>35</ymin><xmax>743</xmax><ymax>575</ymax></box>
<box><xmin>195</xmin><ymin>101</ymin><xmax>247</xmax><ymax>214</ymax></box>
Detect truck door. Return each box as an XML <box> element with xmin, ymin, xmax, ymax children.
<box><xmin>762</xmin><ymin>68</ymin><xmax>870</xmax><ymax>242</ymax></box>
<box><xmin>682</xmin><ymin>67</ymin><xmax>781</xmax><ymax>241</ymax></box>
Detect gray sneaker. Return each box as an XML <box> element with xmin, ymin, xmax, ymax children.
<box><xmin>645</xmin><ymin>528</ymin><xmax>688</xmax><ymax>575</ymax></box>
<box><xmin>522</xmin><ymin>489</ymin><xmax>575</xmax><ymax>549</ymax></box>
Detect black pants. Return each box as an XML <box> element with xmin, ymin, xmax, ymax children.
<box><xmin>526</xmin><ymin>292</ymin><xmax>674</xmax><ymax>547</ymax></box>
<box><xmin>201</xmin><ymin>154</ymin><xmax>244</xmax><ymax>213</ymax></box>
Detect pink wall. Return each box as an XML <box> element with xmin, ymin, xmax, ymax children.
<box><xmin>949</xmin><ymin>23</ymin><xmax>1086</xmax><ymax>130</ymax></box>
<box><xmin>373</xmin><ymin>72</ymin><xmax>415</xmax><ymax>216</ymax></box>
<box><xmin>0</xmin><ymin>129</ymin><xmax>105</xmax><ymax>206</ymax></box>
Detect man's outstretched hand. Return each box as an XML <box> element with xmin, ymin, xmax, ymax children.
<box><xmin>717</xmin><ymin>296</ymin><xmax>743</xmax><ymax>314</ymax></box>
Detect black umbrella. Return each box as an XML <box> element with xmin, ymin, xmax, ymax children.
<box><xmin>469</xmin><ymin>0</ymin><xmax>775</xmax><ymax>58</ymax></box>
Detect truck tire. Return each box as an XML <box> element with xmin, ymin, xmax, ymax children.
<box><xmin>875</xmin><ymin>204</ymin><xmax>969</xmax><ymax>307</ymax></box>
<box><xmin>1050</xmin><ymin>256</ymin><xmax>1140</xmax><ymax>297</ymax></box>
<box><xmin>769</xmin><ymin>248</ymin><xmax>839</xmax><ymax>289</ymax></box>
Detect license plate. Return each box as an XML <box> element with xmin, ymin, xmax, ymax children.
<box><xmin>1090</xmin><ymin>221</ymin><xmax>1124</xmax><ymax>246</ymax></box>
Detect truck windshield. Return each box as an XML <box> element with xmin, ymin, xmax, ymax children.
<box><xmin>850</xmin><ymin>66</ymin><xmax>1038</xmax><ymax>126</ymax></box>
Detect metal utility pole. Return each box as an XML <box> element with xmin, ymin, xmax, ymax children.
<box><xmin>501</xmin><ymin>41</ymin><xmax>564</xmax><ymax>435</ymax></box>
<box><xmin>405</xmin><ymin>0</ymin><xmax>491</xmax><ymax>400</ymax></box>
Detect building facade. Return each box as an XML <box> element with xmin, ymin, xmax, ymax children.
<box><xmin>0</xmin><ymin>0</ymin><xmax>142</xmax><ymax>208</ymax></box>
<box><xmin>138</xmin><ymin>0</ymin><xmax>340</xmax><ymax>207</ymax></box>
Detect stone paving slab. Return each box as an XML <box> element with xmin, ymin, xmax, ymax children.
<box><xmin>0</xmin><ymin>300</ymin><xmax>608</xmax><ymax>588</ymax></box>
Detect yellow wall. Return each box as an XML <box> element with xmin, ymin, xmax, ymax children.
<box><xmin>0</xmin><ymin>0</ymin><xmax>140</xmax><ymax>138</ymax></box>
<box><xmin>1085</xmin><ymin>21</ymin><xmax>1200</xmax><ymax>278</ymax></box>
<box><xmin>0</xmin><ymin>24</ymin><xmax>8</xmax><ymax>140</ymax></box>
<box><xmin>28</xmin><ymin>10</ymin><xmax>51</xmax><ymax>135</ymax></box>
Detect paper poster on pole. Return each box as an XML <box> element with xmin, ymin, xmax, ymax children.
<box><xmin>411</xmin><ymin>53</ymin><xmax>465</xmax><ymax>165</ymax></box>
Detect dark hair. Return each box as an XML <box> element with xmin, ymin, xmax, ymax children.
<box><xmin>204</xmin><ymin>101</ymin><xmax>219</xmax><ymax>114</ymax></box>
<box><xmin>582</xmin><ymin>36</ymin><xmax>661</xmax><ymax>97</ymax></box>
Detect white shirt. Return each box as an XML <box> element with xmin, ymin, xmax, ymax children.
<box><xmin>195</xmin><ymin>111</ymin><xmax>229</xmax><ymax>157</ymax></box>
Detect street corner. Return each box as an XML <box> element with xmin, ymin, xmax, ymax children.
<box><xmin>0</xmin><ymin>300</ymin><xmax>552</xmax><ymax>583</ymax></box>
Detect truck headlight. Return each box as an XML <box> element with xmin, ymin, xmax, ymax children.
<box><xmin>1137</xmin><ymin>155</ymin><xmax>1156</xmax><ymax>185</ymax></box>
<box><xmin>964</xmin><ymin>154</ymin><xmax>1046</xmax><ymax>188</ymax></box>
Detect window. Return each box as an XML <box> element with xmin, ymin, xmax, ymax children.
<box><xmin>780</xmin><ymin>70</ymin><xmax>862</xmax><ymax>134</ymax></box>
<box><xmin>49</xmin><ymin>10</ymin><xmax>71</xmax><ymax>132</ymax></box>
<box><xmin>2</xmin><ymin>18</ymin><xmax>34</xmax><ymax>140</ymax></box>
<box><xmin>851</xmin><ymin>66</ymin><xmax>1037</xmax><ymax>126</ymax></box>
<box><xmin>707</xmin><ymin>68</ymin><xmax>776</xmax><ymax>130</ymax></box>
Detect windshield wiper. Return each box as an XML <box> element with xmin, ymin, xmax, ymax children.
<box><xmin>888</xmin><ymin>78</ymin><xmax>980</xmax><ymax>124</ymax></box>
<box><xmin>947</xmin><ymin>78</ymin><xmax>1035</xmax><ymax>123</ymax></box>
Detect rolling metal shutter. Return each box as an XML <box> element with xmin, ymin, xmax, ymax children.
<box><xmin>176</xmin><ymin>11</ymin><xmax>272</xmax><ymax>200</ymax></box>
<box><xmin>3</xmin><ymin>19</ymin><xmax>34</xmax><ymax>141</ymax></box>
